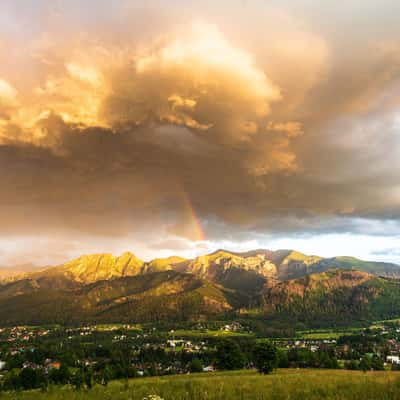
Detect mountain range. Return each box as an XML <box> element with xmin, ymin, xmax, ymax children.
<box><xmin>1</xmin><ymin>249</ymin><xmax>400</xmax><ymax>327</ymax></box>
<box><xmin>0</xmin><ymin>263</ymin><xmax>44</xmax><ymax>281</ymax></box>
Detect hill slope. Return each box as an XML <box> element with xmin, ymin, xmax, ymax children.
<box><xmin>0</xmin><ymin>264</ymin><xmax>45</xmax><ymax>282</ymax></box>
<box><xmin>0</xmin><ymin>270</ymin><xmax>244</xmax><ymax>325</ymax></box>
<box><xmin>262</xmin><ymin>269</ymin><xmax>400</xmax><ymax>326</ymax></box>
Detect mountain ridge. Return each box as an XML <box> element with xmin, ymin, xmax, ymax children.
<box><xmin>1</xmin><ymin>248</ymin><xmax>400</xmax><ymax>327</ymax></box>
<box><xmin>2</xmin><ymin>248</ymin><xmax>400</xmax><ymax>286</ymax></box>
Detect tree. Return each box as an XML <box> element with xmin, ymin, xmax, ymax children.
<box><xmin>72</xmin><ymin>369</ymin><xmax>84</xmax><ymax>391</ymax></box>
<box><xmin>49</xmin><ymin>364</ymin><xmax>70</xmax><ymax>384</ymax></box>
<box><xmin>84</xmin><ymin>367</ymin><xmax>94</xmax><ymax>389</ymax></box>
<box><xmin>189</xmin><ymin>358</ymin><xmax>203</xmax><ymax>373</ymax></box>
<box><xmin>371</xmin><ymin>355</ymin><xmax>384</xmax><ymax>371</ymax></box>
<box><xmin>346</xmin><ymin>360</ymin><xmax>359</xmax><ymax>370</ymax></box>
<box><xmin>277</xmin><ymin>349</ymin><xmax>289</xmax><ymax>368</ymax></box>
<box><xmin>2</xmin><ymin>369</ymin><xmax>21</xmax><ymax>391</ymax></box>
<box><xmin>148</xmin><ymin>363</ymin><xmax>157</xmax><ymax>376</ymax></box>
<box><xmin>215</xmin><ymin>339</ymin><xmax>245</xmax><ymax>370</ymax></box>
<box><xmin>20</xmin><ymin>368</ymin><xmax>46</xmax><ymax>390</ymax></box>
<box><xmin>100</xmin><ymin>365</ymin><xmax>113</xmax><ymax>386</ymax></box>
<box><xmin>5</xmin><ymin>354</ymin><xmax>23</xmax><ymax>369</ymax></box>
<box><xmin>360</xmin><ymin>355</ymin><xmax>371</xmax><ymax>372</ymax></box>
<box><xmin>253</xmin><ymin>342</ymin><xmax>278</xmax><ymax>374</ymax></box>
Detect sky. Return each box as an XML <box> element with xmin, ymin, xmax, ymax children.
<box><xmin>1</xmin><ymin>0</ymin><xmax>400</xmax><ymax>266</ymax></box>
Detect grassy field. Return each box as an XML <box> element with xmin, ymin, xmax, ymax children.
<box><xmin>295</xmin><ymin>328</ymin><xmax>362</xmax><ymax>340</ymax></box>
<box><xmin>168</xmin><ymin>329</ymin><xmax>253</xmax><ymax>338</ymax></box>
<box><xmin>2</xmin><ymin>369</ymin><xmax>400</xmax><ymax>400</ymax></box>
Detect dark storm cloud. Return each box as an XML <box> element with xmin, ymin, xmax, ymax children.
<box><xmin>1</xmin><ymin>0</ymin><xmax>400</xmax><ymax>262</ymax></box>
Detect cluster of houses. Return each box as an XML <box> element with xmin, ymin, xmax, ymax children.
<box><xmin>22</xmin><ymin>359</ymin><xmax>61</xmax><ymax>372</ymax></box>
<box><xmin>274</xmin><ymin>338</ymin><xmax>337</xmax><ymax>352</ymax></box>
<box><xmin>166</xmin><ymin>339</ymin><xmax>208</xmax><ymax>352</ymax></box>
<box><xmin>3</xmin><ymin>327</ymin><xmax>50</xmax><ymax>343</ymax></box>
<box><xmin>273</xmin><ymin>328</ymin><xmax>400</xmax><ymax>368</ymax></box>
<box><xmin>220</xmin><ymin>322</ymin><xmax>246</xmax><ymax>332</ymax></box>
<box><xmin>3</xmin><ymin>323</ymin><xmax>400</xmax><ymax>376</ymax></box>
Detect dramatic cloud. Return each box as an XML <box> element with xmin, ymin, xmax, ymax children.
<box><xmin>1</xmin><ymin>1</ymin><xmax>400</xmax><ymax>265</ymax></box>
<box><xmin>0</xmin><ymin>21</ymin><xmax>300</xmax><ymax>236</ymax></box>
<box><xmin>0</xmin><ymin>23</ymin><xmax>294</xmax><ymax>169</ymax></box>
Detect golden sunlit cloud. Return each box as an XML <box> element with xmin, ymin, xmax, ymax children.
<box><xmin>266</xmin><ymin>121</ymin><xmax>303</xmax><ymax>137</ymax></box>
<box><xmin>0</xmin><ymin>21</ymin><xmax>300</xmax><ymax>176</ymax></box>
<box><xmin>0</xmin><ymin>79</ymin><xmax>18</xmax><ymax>105</ymax></box>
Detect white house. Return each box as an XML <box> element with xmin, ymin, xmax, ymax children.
<box><xmin>387</xmin><ymin>355</ymin><xmax>400</xmax><ymax>364</ymax></box>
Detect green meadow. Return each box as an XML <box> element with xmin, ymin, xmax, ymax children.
<box><xmin>295</xmin><ymin>328</ymin><xmax>362</xmax><ymax>340</ymax></box>
<box><xmin>168</xmin><ymin>329</ymin><xmax>253</xmax><ymax>338</ymax></box>
<box><xmin>2</xmin><ymin>369</ymin><xmax>400</xmax><ymax>400</ymax></box>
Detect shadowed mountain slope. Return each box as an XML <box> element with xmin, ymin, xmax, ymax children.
<box><xmin>262</xmin><ymin>269</ymin><xmax>400</xmax><ymax>326</ymax></box>
<box><xmin>0</xmin><ymin>270</ymin><xmax>244</xmax><ymax>325</ymax></box>
<box><xmin>1</xmin><ymin>249</ymin><xmax>400</xmax><ymax>327</ymax></box>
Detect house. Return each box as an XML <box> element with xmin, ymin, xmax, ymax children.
<box><xmin>22</xmin><ymin>361</ymin><xmax>40</xmax><ymax>370</ymax></box>
<box><xmin>220</xmin><ymin>322</ymin><xmax>244</xmax><ymax>332</ymax></box>
<box><xmin>387</xmin><ymin>355</ymin><xmax>400</xmax><ymax>365</ymax></box>
<box><xmin>50</xmin><ymin>361</ymin><xmax>61</xmax><ymax>370</ymax></box>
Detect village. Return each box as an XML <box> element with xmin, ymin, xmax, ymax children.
<box><xmin>0</xmin><ymin>319</ymin><xmax>400</xmax><ymax>389</ymax></box>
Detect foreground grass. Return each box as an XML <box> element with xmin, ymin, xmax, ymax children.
<box><xmin>2</xmin><ymin>369</ymin><xmax>400</xmax><ymax>400</ymax></box>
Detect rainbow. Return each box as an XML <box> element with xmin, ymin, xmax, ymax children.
<box><xmin>180</xmin><ymin>187</ymin><xmax>206</xmax><ymax>242</ymax></box>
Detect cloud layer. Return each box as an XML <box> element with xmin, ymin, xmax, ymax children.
<box><xmin>1</xmin><ymin>1</ymin><xmax>400</xmax><ymax>264</ymax></box>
